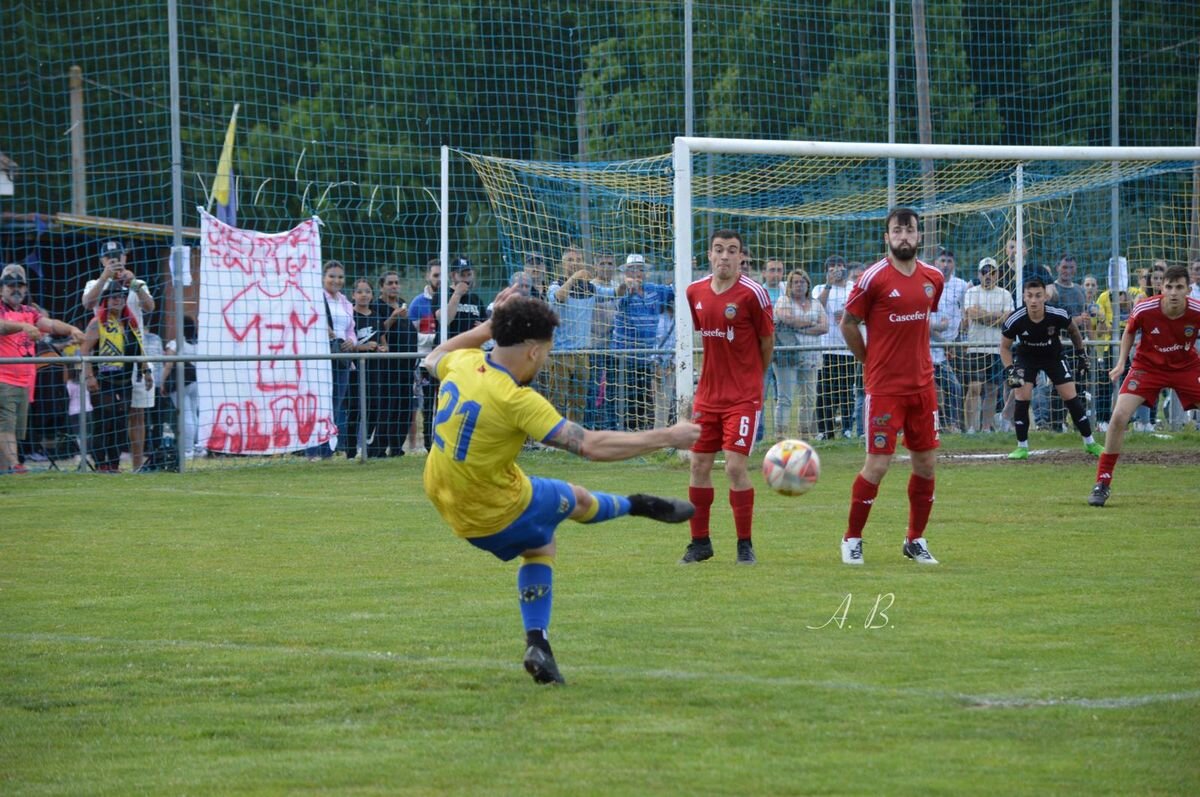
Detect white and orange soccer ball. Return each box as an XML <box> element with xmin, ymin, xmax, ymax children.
<box><xmin>761</xmin><ymin>439</ymin><xmax>821</xmax><ymax>496</ymax></box>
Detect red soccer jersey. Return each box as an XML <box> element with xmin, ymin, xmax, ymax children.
<box><xmin>844</xmin><ymin>257</ymin><xmax>944</xmax><ymax>395</ymax></box>
<box><xmin>1128</xmin><ymin>297</ymin><xmax>1200</xmax><ymax>371</ymax></box>
<box><xmin>687</xmin><ymin>274</ymin><xmax>774</xmax><ymax>412</ymax></box>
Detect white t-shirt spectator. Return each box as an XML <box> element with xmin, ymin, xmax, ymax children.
<box><xmin>963</xmin><ymin>285</ymin><xmax>1014</xmax><ymax>354</ymax></box>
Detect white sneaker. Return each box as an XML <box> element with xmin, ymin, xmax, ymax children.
<box><xmin>841</xmin><ymin>537</ymin><xmax>864</xmax><ymax>566</ymax></box>
<box><xmin>902</xmin><ymin>537</ymin><xmax>939</xmax><ymax>565</ymax></box>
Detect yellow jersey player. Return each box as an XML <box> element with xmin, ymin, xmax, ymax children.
<box><xmin>422</xmin><ymin>289</ymin><xmax>700</xmax><ymax>685</ymax></box>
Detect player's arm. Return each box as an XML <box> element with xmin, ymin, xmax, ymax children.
<box><xmin>422</xmin><ymin>286</ymin><xmax>516</xmax><ymax>375</ymax></box>
<box><xmin>422</xmin><ymin>319</ymin><xmax>493</xmax><ymax>377</ymax></box>
<box><xmin>999</xmin><ymin>336</ymin><xmax>1026</xmax><ymax>387</ymax></box>
<box><xmin>1065</xmin><ymin>321</ymin><xmax>1090</xmax><ymax>380</ymax></box>
<box><xmin>1065</xmin><ymin>319</ymin><xmax>1086</xmax><ymax>351</ymax></box>
<box><xmin>998</xmin><ymin>334</ymin><xmax>1015</xmax><ymax>368</ymax></box>
<box><xmin>1108</xmin><ymin>326</ymin><xmax>1136</xmax><ymax>383</ymax></box>
<box><xmin>544</xmin><ymin>419</ymin><xmax>700</xmax><ymax>462</ymax></box>
<box><xmin>758</xmin><ymin>335</ymin><xmax>773</xmax><ymax>372</ymax></box>
<box><xmin>840</xmin><ymin>310</ymin><xmax>866</xmax><ymax>362</ymax></box>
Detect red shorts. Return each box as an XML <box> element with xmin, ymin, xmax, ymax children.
<box><xmin>864</xmin><ymin>387</ymin><xmax>940</xmax><ymax>455</ymax></box>
<box><xmin>1119</xmin><ymin>364</ymin><xmax>1200</xmax><ymax>410</ymax></box>
<box><xmin>691</xmin><ymin>403</ymin><xmax>762</xmax><ymax>456</ymax></box>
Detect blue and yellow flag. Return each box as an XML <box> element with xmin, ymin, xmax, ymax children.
<box><xmin>212</xmin><ymin>104</ymin><xmax>239</xmax><ymax>225</ymax></box>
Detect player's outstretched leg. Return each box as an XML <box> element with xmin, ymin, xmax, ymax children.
<box><xmin>628</xmin><ymin>493</ymin><xmax>695</xmax><ymax>523</ymax></box>
<box><xmin>569</xmin><ymin>488</ymin><xmax>693</xmax><ymax>525</ymax></box>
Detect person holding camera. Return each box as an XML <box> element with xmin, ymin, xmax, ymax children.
<box><xmin>307</xmin><ymin>260</ymin><xmax>356</xmax><ymax>460</ymax></box>
<box><xmin>81</xmin><ymin>240</ymin><xmax>156</xmax><ymax>470</ymax></box>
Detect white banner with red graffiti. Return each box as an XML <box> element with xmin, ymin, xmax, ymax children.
<box><xmin>197</xmin><ymin>210</ymin><xmax>336</xmax><ymax>455</ymax></box>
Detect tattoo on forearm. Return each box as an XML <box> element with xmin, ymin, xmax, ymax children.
<box><xmin>547</xmin><ymin>421</ymin><xmax>586</xmax><ymax>456</ymax></box>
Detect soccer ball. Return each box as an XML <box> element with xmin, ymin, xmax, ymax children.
<box><xmin>761</xmin><ymin>439</ymin><xmax>820</xmax><ymax>496</ymax></box>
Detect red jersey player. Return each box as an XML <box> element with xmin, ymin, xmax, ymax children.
<box><xmin>1089</xmin><ymin>265</ymin><xmax>1200</xmax><ymax>507</ymax></box>
<box><xmin>680</xmin><ymin>229</ymin><xmax>775</xmax><ymax>565</ymax></box>
<box><xmin>839</xmin><ymin>207</ymin><xmax>945</xmax><ymax>566</ymax></box>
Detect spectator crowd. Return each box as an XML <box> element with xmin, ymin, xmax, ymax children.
<box><xmin>4</xmin><ymin>237</ymin><xmax>1199</xmax><ymax>474</ymax></box>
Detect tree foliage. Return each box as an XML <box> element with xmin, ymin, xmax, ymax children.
<box><xmin>1</xmin><ymin>0</ymin><xmax>1195</xmax><ymax>279</ymax></box>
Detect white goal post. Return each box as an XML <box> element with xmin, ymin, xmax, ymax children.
<box><xmin>671</xmin><ymin>137</ymin><xmax>1200</xmax><ymax>422</ymax></box>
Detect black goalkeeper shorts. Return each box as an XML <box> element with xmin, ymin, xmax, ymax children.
<box><xmin>1014</xmin><ymin>353</ymin><xmax>1075</xmax><ymax>386</ymax></box>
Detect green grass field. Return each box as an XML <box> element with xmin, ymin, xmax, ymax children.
<box><xmin>2</xmin><ymin>432</ymin><xmax>1198</xmax><ymax>795</ymax></box>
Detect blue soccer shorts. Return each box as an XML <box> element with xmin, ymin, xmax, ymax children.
<box><xmin>466</xmin><ymin>476</ymin><xmax>577</xmax><ymax>561</ymax></box>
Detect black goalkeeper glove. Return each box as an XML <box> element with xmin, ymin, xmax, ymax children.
<box><xmin>1003</xmin><ymin>364</ymin><xmax>1024</xmax><ymax>388</ymax></box>
<box><xmin>1072</xmin><ymin>351</ymin><xmax>1090</xmax><ymax>381</ymax></box>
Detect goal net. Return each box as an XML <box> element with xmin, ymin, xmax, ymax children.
<box><xmin>461</xmin><ymin>140</ymin><xmax>1200</xmax><ymax>438</ymax></box>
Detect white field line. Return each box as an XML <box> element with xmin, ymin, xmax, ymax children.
<box><xmin>5</xmin><ymin>632</ymin><xmax>1197</xmax><ymax>710</ymax></box>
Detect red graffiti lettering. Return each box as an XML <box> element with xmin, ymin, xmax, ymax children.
<box><xmin>206</xmin><ymin>397</ymin><xmax>332</xmax><ymax>455</ymax></box>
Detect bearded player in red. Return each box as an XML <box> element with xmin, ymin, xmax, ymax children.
<box><xmin>839</xmin><ymin>207</ymin><xmax>945</xmax><ymax>566</ymax></box>
<box><xmin>1089</xmin><ymin>264</ymin><xmax>1200</xmax><ymax>507</ymax></box>
<box><xmin>681</xmin><ymin>229</ymin><xmax>775</xmax><ymax>565</ymax></box>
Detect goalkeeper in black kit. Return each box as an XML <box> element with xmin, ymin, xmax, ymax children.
<box><xmin>998</xmin><ymin>276</ymin><xmax>1104</xmax><ymax>460</ymax></box>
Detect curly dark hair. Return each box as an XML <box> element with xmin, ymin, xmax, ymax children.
<box><xmin>491</xmin><ymin>296</ymin><xmax>559</xmax><ymax>346</ymax></box>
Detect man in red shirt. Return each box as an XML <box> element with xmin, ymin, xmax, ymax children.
<box><xmin>1089</xmin><ymin>265</ymin><xmax>1200</xmax><ymax>507</ymax></box>
<box><xmin>839</xmin><ymin>208</ymin><xmax>945</xmax><ymax>566</ymax></box>
<box><xmin>0</xmin><ymin>273</ymin><xmax>84</xmax><ymax>473</ymax></box>
<box><xmin>681</xmin><ymin>230</ymin><xmax>775</xmax><ymax>565</ymax></box>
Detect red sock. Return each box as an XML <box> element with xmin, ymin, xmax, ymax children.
<box><xmin>906</xmin><ymin>474</ymin><xmax>936</xmax><ymax>542</ymax></box>
<box><xmin>729</xmin><ymin>487</ymin><xmax>754</xmax><ymax>541</ymax></box>
<box><xmin>688</xmin><ymin>486</ymin><xmax>714</xmax><ymax>540</ymax></box>
<box><xmin>1096</xmin><ymin>453</ymin><xmax>1120</xmax><ymax>484</ymax></box>
<box><xmin>845</xmin><ymin>474</ymin><xmax>879</xmax><ymax>540</ymax></box>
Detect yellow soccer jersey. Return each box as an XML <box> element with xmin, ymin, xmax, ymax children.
<box><xmin>423</xmin><ymin>348</ymin><xmax>566</xmax><ymax>538</ymax></box>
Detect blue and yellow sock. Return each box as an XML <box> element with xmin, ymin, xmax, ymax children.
<box><xmin>574</xmin><ymin>491</ymin><xmax>631</xmax><ymax>524</ymax></box>
<box><xmin>518</xmin><ymin>555</ymin><xmax>554</xmax><ymax>634</ymax></box>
